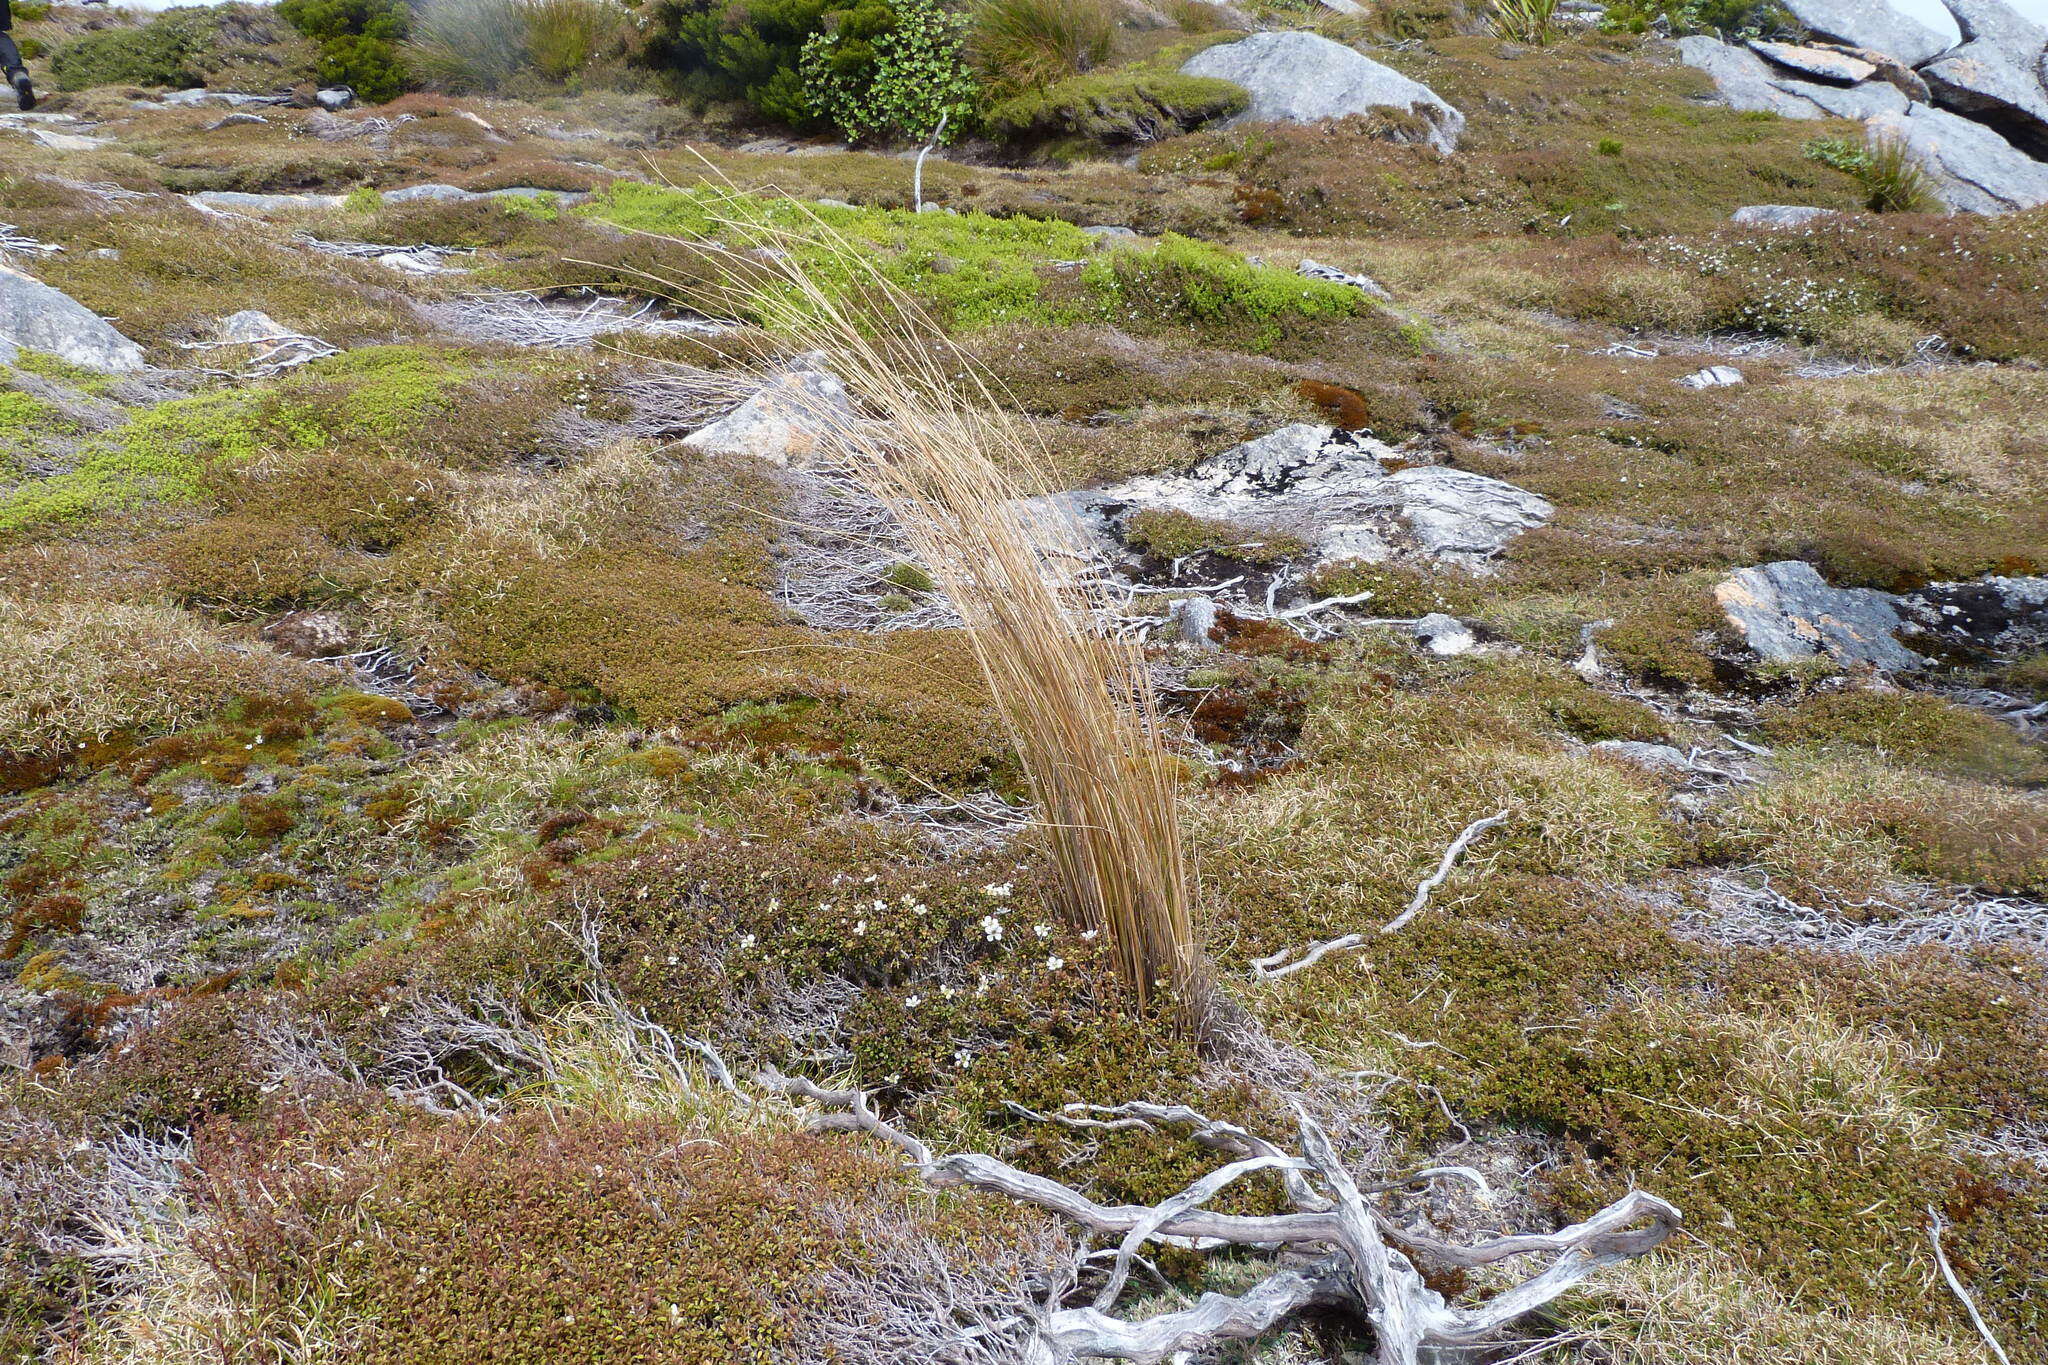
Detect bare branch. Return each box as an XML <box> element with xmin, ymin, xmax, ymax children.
<box><xmin>1928</xmin><ymin>1205</ymin><xmax>2014</xmax><ymax>1365</ymax></box>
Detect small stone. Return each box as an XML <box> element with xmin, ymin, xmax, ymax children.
<box><xmin>1591</xmin><ymin>740</ymin><xmax>1694</xmax><ymax>774</ymax></box>
<box><xmin>315</xmin><ymin>87</ymin><xmax>356</xmax><ymax>111</ymax></box>
<box><xmin>1168</xmin><ymin>596</ymin><xmax>1221</xmax><ymax>651</ymax></box>
<box><xmin>681</xmin><ymin>370</ymin><xmax>856</xmax><ymax>468</ymax></box>
<box><xmin>1679</xmin><ymin>365</ymin><xmax>1744</xmax><ymax>389</ymax></box>
<box><xmin>1731</xmin><ymin>205</ymin><xmax>1838</xmax><ymax>228</ymax></box>
<box><xmin>1412</xmin><ymin>613</ymin><xmax>1477</xmax><ymax>656</ymax></box>
<box><xmin>263</xmin><ymin>610</ymin><xmax>352</xmax><ymax>658</ymax></box>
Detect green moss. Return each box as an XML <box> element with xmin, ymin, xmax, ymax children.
<box><xmin>1087</xmin><ymin>232</ymin><xmax>1365</xmax><ymax>354</ymax></box>
<box><xmin>1123</xmin><ymin>508</ymin><xmax>1305</xmax><ymax>564</ymax></box>
<box><xmin>985</xmin><ymin>70</ymin><xmax>1247</xmax><ymax>145</ymax></box>
<box><xmin>0</xmin><ymin>389</ymin><xmax>270</xmax><ymax>534</ymax></box>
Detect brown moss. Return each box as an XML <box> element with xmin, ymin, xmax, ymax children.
<box><xmin>145</xmin><ymin>516</ymin><xmax>344</xmax><ymax>614</ymax></box>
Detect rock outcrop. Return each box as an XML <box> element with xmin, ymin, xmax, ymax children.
<box><xmin>1679</xmin><ymin>1</ymin><xmax>2048</xmax><ymax>216</ymax></box>
<box><xmin>1180</xmin><ymin>32</ymin><xmax>1465</xmax><ymax>153</ymax></box>
<box><xmin>1067</xmin><ymin>424</ymin><xmax>1551</xmax><ymax>572</ymax></box>
<box><xmin>0</xmin><ymin>263</ymin><xmax>147</xmax><ymax>373</ymax></box>
<box><xmin>681</xmin><ymin>370</ymin><xmax>855</xmax><ymax>467</ymax></box>
<box><xmin>1716</xmin><ymin>562</ymin><xmax>2048</xmax><ymax>672</ymax></box>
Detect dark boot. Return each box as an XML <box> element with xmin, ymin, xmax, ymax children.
<box><xmin>8</xmin><ymin>70</ymin><xmax>30</xmax><ymax>112</ymax></box>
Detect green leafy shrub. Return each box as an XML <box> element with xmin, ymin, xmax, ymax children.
<box><xmin>1804</xmin><ymin>134</ymin><xmax>1937</xmax><ymax>213</ymax></box>
<box><xmin>50</xmin><ymin>7</ymin><xmax>224</xmax><ymax>90</ymax></box>
<box><xmin>1087</xmin><ymin>231</ymin><xmax>1363</xmax><ymax>353</ymax></box>
<box><xmin>1489</xmin><ymin>0</ymin><xmax>1559</xmax><ymax>44</ymax></box>
<box><xmin>968</xmin><ymin>0</ymin><xmax>1114</xmax><ymax>99</ymax></box>
<box><xmin>985</xmin><ymin>69</ymin><xmax>1246</xmax><ymax>145</ymax></box>
<box><xmin>802</xmin><ymin>0</ymin><xmax>977</xmax><ymax>143</ymax></box>
<box><xmin>635</xmin><ymin>0</ymin><xmax>834</xmax><ymax>125</ymax></box>
<box><xmin>277</xmin><ymin>0</ymin><xmax>410</xmax><ymax>100</ymax></box>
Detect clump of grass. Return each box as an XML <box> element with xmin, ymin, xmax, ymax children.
<box><xmin>0</xmin><ymin>593</ymin><xmax>313</xmax><ymax>756</ymax></box>
<box><xmin>642</xmin><ymin>187</ymin><xmax>1200</xmax><ymax>1012</ymax></box>
<box><xmin>1805</xmin><ymin>134</ymin><xmax>1938</xmax><ymax>214</ymax></box>
<box><xmin>1489</xmin><ymin>0</ymin><xmax>1560</xmax><ymax>44</ymax></box>
<box><xmin>969</xmin><ymin>0</ymin><xmax>1115</xmax><ymax>99</ymax></box>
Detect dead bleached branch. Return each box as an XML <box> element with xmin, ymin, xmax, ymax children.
<box><xmin>1252</xmin><ymin>810</ymin><xmax>1512</xmax><ymax>980</ymax></box>
<box><xmin>1927</xmin><ymin>1205</ymin><xmax>2013</xmax><ymax>1365</ymax></box>
<box><xmin>757</xmin><ymin>1068</ymin><xmax>1678</xmax><ymax>1365</ymax></box>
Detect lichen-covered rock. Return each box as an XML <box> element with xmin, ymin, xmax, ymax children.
<box><xmin>1921</xmin><ymin>0</ymin><xmax>2048</xmax><ymax>158</ymax></box>
<box><xmin>0</xmin><ymin>262</ymin><xmax>147</xmax><ymax>373</ymax></box>
<box><xmin>1866</xmin><ymin>104</ymin><xmax>2048</xmax><ymax>212</ymax></box>
<box><xmin>1068</xmin><ymin>424</ymin><xmax>1551</xmax><ymax>572</ymax></box>
<box><xmin>681</xmin><ymin>370</ymin><xmax>855</xmax><ymax>467</ymax></box>
<box><xmin>1180</xmin><ymin>31</ymin><xmax>1465</xmax><ymax>153</ymax></box>
<box><xmin>1714</xmin><ymin>561</ymin><xmax>1925</xmax><ymax>671</ymax></box>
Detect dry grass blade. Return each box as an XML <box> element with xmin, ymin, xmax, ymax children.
<box><xmin>625</xmin><ymin>183</ymin><xmax>1201</xmax><ymax>1014</ymax></box>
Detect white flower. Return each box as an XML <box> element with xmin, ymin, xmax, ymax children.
<box><xmin>980</xmin><ymin>915</ymin><xmax>1004</xmax><ymax>942</ymax></box>
<box><xmin>983</xmin><ymin>882</ymin><xmax>1012</xmax><ymax>898</ymax></box>
<box><xmin>1045</xmin><ymin>956</ymin><xmax>1065</xmax><ymax>971</ymax></box>
<box><xmin>941</xmin><ymin>985</ymin><xmax>957</xmax><ymax>999</ymax></box>
<box><xmin>873</xmin><ymin>899</ymin><xmax>889</xmax><ymax>913</ymax></box>
<box><xmin>953</xmin><ymin>1048</ymin><xmax>974</xmax><ymax>1068</ymax></box>
<box><xmin>904</xmin><ymin>995</ymin><xmax>923</xmax><ymax>1009</ymax></box>
<box><xmin>1032</xmin><ymin>923</ymin><xmax>1050</xmax><ymax>939</ymax></box>
<box><xmin>738</xmin><ymin>934</ymin><xmax>756</xmax><ymax>950</ymax></box>
<box><xmin>1081</xmin><ymin>929</ymin><xmax>1099</xmax><ymax>941</ymax></box>
<box><xmin>853</xmin><ymin>920</ymin><xmax>868</xmax><ymax>936</ymax></box>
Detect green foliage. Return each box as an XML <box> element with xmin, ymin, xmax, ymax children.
<box><xmin>277</xmin><ymin>0</ymin><xmax>410</xmax><ymax>99</ymax></box>
<box><xmin>1600</xmin><ymin>0</ymin><xmax>1793</xmax><ymax>37</ymax></box>
<box><xmin>0</xmin><ymin>390</ymin><xmax>270</xmax><ymax>533</ymax></box>
<box><xmin>968</xmin><ymin>0</ymin><xmax>1114</xmax><ymax>99</ymax></box>
<box><xmin>1123</xmin><ymin>508</ymin><xmax>1305</xmax><ymax>565</ymax></box>
<box><xmin>1087</xmin><ymin>231</ymin><xmax>1364</xmax><ymax>353</ymax></box>
<box><xmin>801</xmin><ymin>0</ymin><xmax>977</xmax><ymax>143</ymax></box>
<box><xmin>984</xmin><ymin>69</ymin><xmax>1246</xmax><ymax>145</ymax></box>
<box><xmin>1805</xmin><ymin>134</ymin><xmax>1938</xmax><ymax>213</ymax></box>
<box><xmin>408</xmin><ymin>0</ymin><xmax>628</xmax><ymax>90</ymax></box>
<box><xmin>49</xmin><ymin>7</ymin><xmax>223</xmax><ymax>90</ymax></box>
<box><xmin>1488</xmin><ymin>0</ymin><xmax>1560</xmax><ymax>43</ymax></box>
<box><xmin>635</xmin><ymin>0</ymin><xmax>835</xmax><ymax>126</ymax></box>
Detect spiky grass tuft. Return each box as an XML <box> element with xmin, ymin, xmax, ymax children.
<box><xmin>626</xmin><ymin>186</ymin><xmax>1202</xmax><ymax>1015</ymax></box>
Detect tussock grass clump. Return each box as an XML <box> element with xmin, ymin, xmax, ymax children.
<box><xmin>638</xmin><ymin>187</ymin><xmax>1200</xmax><ymax>1009</ymax></box>
<box><xmin>969</xmin><ymin>0</ymin><xmax>1115</xmax><ymax>98</ymax></box>
<box><xmin>0</xmin><ymin>594</ymin><xmax>312</xmax><ymax>757</ymax></box>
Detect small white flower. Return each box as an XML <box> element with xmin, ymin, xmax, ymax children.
<box><xmin>953</xmin><ymin>1048</ymin><xmax>974</xmax><ymax>1068</ymax></box>
<box><xmin>1080</xmin><ymin>929</ymin><xmax>1099</xmax><ymax>941</ymax></box>
<box><xmin>853</xmin><ymin>919</ymin><xmax>868</xmax><ymax>936</ymax></box>
<box><xmin>980</xmin><ymin>915</ymin><xmax>1004</xmax><ymax>942</ymax></box>
<box><xmin>1032</xmin><ymin>923</ymin><xmax>1050</xmax><ymax>939</ymax></box>
<box><xmin>1045</xmin><ymin>956</ymin><xmax>1064</xmax><ymax>971</ymax></box>
<box><xmin>941</xmin><ymin>984</ymin><xmax>957</xmax><ymax>999</ymax></box>
<box><xmin>904</xmin><ymin>995</ymin><xmax>923</xmax><ymax>1009</ymax></box>
<box><xmin>983</xmin><ymin>882</ymin><xmax>1012</xmax><ymax>898</ymax></box>
<box><xmin>738</xmin><ymin>934</ymin><xmax>756</xmax><ymax>950</ymax></box>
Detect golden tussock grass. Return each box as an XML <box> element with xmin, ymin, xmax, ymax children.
<box><xmin>629</xmin><ymin>184</ymin><xmax>1200</xmax><ymax>1013</ymax></box>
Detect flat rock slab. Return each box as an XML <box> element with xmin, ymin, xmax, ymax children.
<box><xmin>187</xmin><ymin>185</ymin><xmax>591</xmax><ymax>216</ymax></box>
<box><xmin>1064</xmin><ymin>423</ymin><xmax>1551</xmax><ymax>571</ymax></box>
<box><xmin>1715</xmin><ymin>561</ymin><xmax>1924</xmax><ymax>670</ymax></box>
<box><xmin>1780</xmin><ymin>0</ymin><xmax>1954</xmax><ymax>67</ymax></box>
<box><xmin>1678</xmin><ymin>37</ymin><xmax>1829</xmax><ymax>118</ymax></box>
<box><xmin>1749</xmin><ymin>40</ymin><xmax>1877</xmax><ymax>83</ymax></box>
<box><xmin>0</xmin><ymin>262</ymin><xmax>147</xmax><ymax>373</ymax></box>
<box><xmin>1181</xmin><ymin>31</ymin><xmax>1465</xmax><ymax>153</ymax></box>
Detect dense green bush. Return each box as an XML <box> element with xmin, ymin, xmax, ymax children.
<box><xmin>635</xmin><ymin>0</ymin><xmax>836</xmax><ymax>125</ymax></box>
<box><xmin>277</xmin><ymin>0</ymin><xmax>410</xmax><ymax>100</ymax></box>
<box><xmin>986</xmin><ymin>69</ymin><xmax>1245</xmax><ymax>144</ymax></box>
<box><xmin>1600</xmin><ymin>0</ymin><xmax>1793</xmax><ymax>36</ymax></box>
<box><xmin>801</xmin><ymin>0</ymin><xmax>976</xmax><ymax>143</ymax></box>
<box><xmin>50</xmin><ymin>7</ymin><xmax>223</xmax><ymax>90</ymax></box>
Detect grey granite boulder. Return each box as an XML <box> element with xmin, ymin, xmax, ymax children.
<box><xmin>1678</xmin><ymin>36</ymin><xmax>1828</xmax><ymax>117</ymax></box>
<box><xmin>1795</xmin><ymin>78</ymin><xmax>1912</xmax><ymax>119</ymax></box>
<box><xmin>1921</xmin><ymin>0</ymin><xmax>2048</xmax><ymax>156</ymax></box>
<box><xmin>1181</xmin><ymin>32</ymin><xmax>1465</xmax><ymax>153</ymax></box>
<box><xmin>1714</xmin><ymin>561</ymin><xmax>1924</xmax><ymax>671</ymax></box>
<box><xmin>1867</xmin><ymin>104</ymin><xmax>2048</xmax><ymax>211</ymax></box>
<box><xmin>1780</xmin><ymin>0</ymin><xmax>1953</xmax><ymax>67</ymax></box>
<box><xmin>682</xmin><ymin>370</ymin><xmax>855</xmax><ymax>467</ymax></box>
<box><xmin>0</xmin><ymin>263</ymin><xmax>146</xmax><ymax>373</ymax></box>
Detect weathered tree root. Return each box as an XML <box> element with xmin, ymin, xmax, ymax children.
<box><xmin>759</xmin><ymin>1068</ymin><xmax>1679</xmax><ymax>1365</ymax></box>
